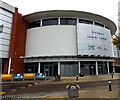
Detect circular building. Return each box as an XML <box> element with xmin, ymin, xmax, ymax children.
<box><xmin>23</xmin><ymin>10</ymin><xmax>117</xmax><ymax>76</ymax></box>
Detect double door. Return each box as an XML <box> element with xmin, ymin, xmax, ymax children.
<box><xmin>44</xmin><ymin>65</ymin><xmax>54</xmax><ymax>76</ymax></box>
<box><xmin>61</xmin><ymin>63</ymin><xmax>79</xmax><ymax>77</ymax></box>
<box><xmin>82</xmin><ymin>63</ymin><xmax>96</xmax><ymax>75</ymax></box>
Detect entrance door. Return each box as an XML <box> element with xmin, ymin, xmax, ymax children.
<box><xmin>25</xmin><ymin>63</ymin><xmax>38</xmax><ymax>73</ymax></box>
<box><xmin>83</xmin><ymin>64</ymin><xmax>90</xmax><ymax>75</ymax></box>
<box><xmin>41</xmin><ymin>62</ymin><xmax>58</xmax><ymax>76</ymax></box>
<box><xmin>98</xmin><ymin>65</ymin><xmax>103</xmax><ymax>74</ymax></box>
<box><xmin>66</xmin><ymin>65</ymin><xmax>70</xmax><ymax>76</ymax></box>
<box><xmin>44</xmin><ymin>66</ymin><xmax>49</xmax><ymax>76</ymax></box>
<box><xmin>44</xmin><ymin>65</ymin><xmax>54</xmax><ymax>76</ymax></box>
<box><xmin>61</xmin><ymin>63</ymin><xmax>79</xmax><ymax>76</ymax></box>
<box><xmin>89</xmin><ymin>65</ymin><xmax>96</xmax><ymax>75</ymax></box>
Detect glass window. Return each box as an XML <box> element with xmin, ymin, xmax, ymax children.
<box><xmin>42</xmin><ymin>18</ymin><xmax>58</xmax><ymax>26</ymax></box>
<box><xmin>79</xmin><ymin>19</ymin><xmax>93</xmax><ymax>24</ymax></box>
<box><xmin>60</xmin><ymin>18</ymin><xmax>77</xmax><ymax>25</ymax></box>
<box><xmin>94</xmin><ymin>22</ymin><xmax>104</xmax><ymax>27</ymax></box>
<box><xmin>28</xmin><ymin>20</ymin><xmax>40</xmax><ymax>28</ymax></box>
<box><xmin>105</xmin><ymin>26</ymin><xmax>109</xmax><ymax>30</ymax></box>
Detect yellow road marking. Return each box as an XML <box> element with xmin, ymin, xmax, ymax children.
<box><xmin>28</xmin><ymin>84</ymin><xmax>32</xmax><ymax>86</ymax></box>
<box><xmin>34</xmin><ymin>83</ymin><xmax>39</xmax><ymax>85</ymax></box>
<box><xmin>11</xmin><ymin>89</ymin><xmax>17</xmax><ymax>92</ymax></box>
<box><xmin>0</xmin><ymin>92</ymin><xmax>6</xmax><ymax>95</ymax></box>
<box><xmin>20</xmin><ymin>87</ymin><xmax>25</xmax><ymax>89</ymax></box>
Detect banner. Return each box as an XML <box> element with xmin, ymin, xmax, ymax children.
<box><xmin>24</xmin><ymin>73</ymin><xmax>35</xmax><ymax>79</ymax></box>
<box><xmin>13</xmin><ymin>74</ymin><xmax>24</xmax><ymax>79</ymax></box>
<box><xmin>1</xmin><ymin>74</ymin><xmax>13</xmax><ymax>80</ymax></box>
<box><xmin>35</xmin><ymin>73</ymin><xmax>45</xmax><ymax>79</ymax></box>
<box><xmin>77</xmin><ymin>23</ymin><xmax>113</xmax><ymax>57</ymax></box>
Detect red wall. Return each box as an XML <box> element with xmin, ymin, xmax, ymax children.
<box><xmin>4</xmin><ymin>8</ymin><xmax>28</xmax><ymax>74</ymax></box>
<box><xmin>114</xmin><ymin>58</ymin><xmax>120</xmax><ymax>73</ymax></box>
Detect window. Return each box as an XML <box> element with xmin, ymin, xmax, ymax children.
<box><xmin>28</xmin><ymin>20</ymin><xmax>40</xmax><ymax>28</ymax></box>
<box><xmin>60</xmin><ymin>18</ymin><xmax>77</xmax><ymax>25</ymax></box>
<box><xmin>94</xmin><ymin>22</ymin><xmax>104</xmax><ymax>27</ymax></box>
<box><xmin>0</xmin><ymin>25</ymin><xmax>3</xmax><ymax>33</ymax></box>
<box><xmin>79</xmin><ymin>19</ymin><xmax>93</xmax><ymax>24</ymax></box>
<box><xmin>42</xmin><ymin>18</ymin><xmax>58</xmax><ymax>26</ymax></box>
<box><xmin>105</xmin><ymin>26</ymin><xmax>109</xmax><ymax>30</ymax></box>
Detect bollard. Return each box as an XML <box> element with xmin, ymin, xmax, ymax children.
<box><xmin>111</xmin><ymin>72</ymin><xmax>114</xmax><ymax>78</ymax></box>
<box><xmin>76</xmin><ymin>74</ymin><xmax>79</xmax><ymax>81</ymax></box>
<box><xmin>108</xmin><ymin>80</ymin><xmax>112</xmax><ymax>91</ymax></box>
<box><xmin>111</xmin><ymin>74</ymin><xmax>113</xmax><ymax>78</ymax></box>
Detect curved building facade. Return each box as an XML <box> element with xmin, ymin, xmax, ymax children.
<box><xmin>22</xmin><ymin>10</ymin><xmax>117</xmax><ymax>76</ymax></box>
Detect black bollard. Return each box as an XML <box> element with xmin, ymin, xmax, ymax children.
<box><xmin>108</xmin><ymin>80</ymin><xmax>112</xmax><ymax>91</ymax></box>
<box><xmin>111</xmin><ymin>72</ymin><xmax>114</xmax><ymax>78</ymax></box>
<box><xmin>76</xmin><ymin>74</ymin><xmax>79</xmax><ymax>81</ymax></box>
<box><xmin>111</xmin><ymin>74</ymin><xmax>113</xmax><ymax>78</ymax></box>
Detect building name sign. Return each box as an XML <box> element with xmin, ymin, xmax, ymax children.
<box><xmin>77</xmin><ymin>23</ymin><xmax>114</xmax><ymax>57</ymax></box>
<box><xmin>87</xmin><ymin>31</ymin><xmax>107</xmax><ymax>40</ymax></box>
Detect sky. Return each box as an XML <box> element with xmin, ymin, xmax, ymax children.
<box><xmin>2</xmin><ymin>0</ymin><xmax>120</xmax><ymax>32</ymax></box>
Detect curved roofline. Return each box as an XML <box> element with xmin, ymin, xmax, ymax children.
<box><xmin>23</xmin><ymin>10</ymin><xmax>117</xmax><ymax>34</ymax></box>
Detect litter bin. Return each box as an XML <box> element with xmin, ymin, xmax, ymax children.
<box><xmin>66</xmin><ymin>83</ymin><xmax>80</xmax><ymax>98</ymax></box>
<box><xmin>68</xmin><ymin>89</ymin><xmax>79</xmax><ymax>98</ymax></box>
<box><xmin>80</xmin><ymin>73</ymin><xmax>84</xmax><ymax>77</ymax></box>
<box><xmin>54</xmin><ymin>74</ymin><xmax>61</xmax><ymax>82</ymax></box>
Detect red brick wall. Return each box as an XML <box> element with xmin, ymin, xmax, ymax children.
<box><xmin>4</xmin><ymin>8</ymin><xmax>28</xmax><ymax>74</ymax></box>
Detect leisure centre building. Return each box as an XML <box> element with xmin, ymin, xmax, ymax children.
<box><xmin>1</xmin><ymin>1</ymin><xmax>117</xmax><ymax>76</ymax></box>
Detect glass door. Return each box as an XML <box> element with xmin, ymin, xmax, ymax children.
<box><xmin>44</xmin><ymin>66</ymin><xmax>49</xmax><ymax>76</ymax></box>
<box><xmin>98</xmin><ymin>65</ymin><xmax>103</xmax><ymax>74</ymax></box>
<box><xmin>89</xmin><ymin>64</ymin><xmax>96</xmax><ymax>75</ymax></box>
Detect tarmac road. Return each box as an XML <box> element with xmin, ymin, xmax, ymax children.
<box><xmin>2</xmin><ymin>79</ymin><xmax>119</xmax><ymax>97</ymax></box>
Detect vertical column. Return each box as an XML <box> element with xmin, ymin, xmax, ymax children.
<box><xmin>58</xmin><ymin>62</ymin><xmax>60</xmax><ymax>74</ymax></box>
<box><xmin>38</xmin><ymin>62</ymin><xmax>41</xmax><ymax>73</ymax></box>
<box><xmin>77</xmin><ymin>18</ymin><xmax>79</xmax><ymax>24</ymax></box>
<box><xmin>96</xmin><ymin>61</ymin><xmax>98</xmax><ymax>75</ymax></box>
<box><xmin>8</xmin><ymin>58</ymin><xmax>11</xmax><ymax>74</ymax></box>
<box><xmin>40</xmin><ymin>20</ymin><xmax>42</xmax><ymax>26</ymax></box>
<box><xmin>58</xmin><ymin>18</ymin><xmax>60</xmax><ymax>25</ymax></box>
<box><xmin>113</xmin><ymin>62</ymin><xmax>115</xmax><ymax>73</ymax></box>
<box><xmin>107</xmin><ymin>62</ymin><xmax>110</xmax><ymax>74</ymax></box>
<box><xmin>78</xmin><ymin>61</ymin><xmax>81</xmax><ymax>73</ymax></box>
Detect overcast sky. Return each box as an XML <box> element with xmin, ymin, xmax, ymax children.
<box><xmin>2</xmin><ymin>0</ymin><xmax>120</xmax><ymax>32</ymax></box>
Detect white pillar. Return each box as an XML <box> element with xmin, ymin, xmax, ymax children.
<box><xmin>113</xmin><ymin>62</ymin><xmax>115</xmax><ymax>73</ymax></box>
<box><xmin>96</xmin><ymin>61</ymin><xmax>98</xmax><ymax>75</ymax></box>
<box><xmin>107</xmin><ymin>62</ymin><xmax>110</xmax><ymax>74</ymax></box>
<box><xmin>78</xmin><ymin>61</ymin><xmax>81</xmax><ymax>73</ymax></box>
<box><xmin>58</xmin><ymin>18</ymin><xmax>60</xmax><ymax>25</ymax></box>
<box><xmin>38</xmin><ymin>62</ymin><xmax>41</xmax><ymax>73</ymax></box>
<box><xmin>8</xmin><ymin>58</ymin><xmax>11</xmax><ymax>74</ymax></box>
<box><xmin>58</xmin><ymin>62</ymin><xmax>60</xmax><ymax>74</ymax></box>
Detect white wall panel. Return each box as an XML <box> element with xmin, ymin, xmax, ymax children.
<box><xmin>0</xmin><ymin>1</ymin><xmax>15</xmax><ymax>14</ymax></box>
<box><xmin>0</xmin><ymin>45</ymin><xmax>9</xmax><ymax>51</ymax></box>
<box><xmin>0</xmin><ymin>14</ymin><xmax>13</xmax><ymax>23</ymax></box>
<box><xmin>0</xmin><ymin>1</ymin><xmax>14</xmax><ymax>58</ymax></box>
<box><xmin>0</xmin><ymin>20</ymin><xmax>12</xmax><ymax>28</ymax></box>
<box><xmin>0</xmin><ymin>51</ymin><xmax>9</xmax><ymax>58</ymax></box>
<box><xmin>0</xmin><ymin>38</ymin><xmax>10</xmax><ymax>45</ymax></box>
<box><xmin>26</xmin><ymin>25</ymin><xmax>77</xmax><ymax>56</ymax></box>
<box><xmin>3</xmin><ymin>27</ymin><xmax>11</xmax><ymax>34</ymax></box>
<box><xmin>0</xmin><ymin>8</ymin><xmax>13</xmax><ymax>18</ymax></box>
<box><xmin>0</xmin><ymin>33</ymin><xmax>11</xmax><ymax>40</ymax></box>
